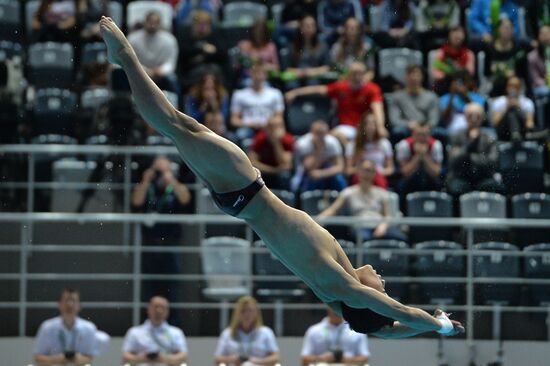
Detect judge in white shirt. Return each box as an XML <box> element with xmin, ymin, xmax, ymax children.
<box><xmin>34</xmin><ymin>288</ymin><xmax>106</xmax><ymax>366</ymax></box>
<box><xmin>301</xmin><ymin>307</ymin><xmax>370</xmax><ymax>366</ymax></box>
<box><xmin>122</xmin><ymin>296</ymin><xmax>188</xmax><ymax>366</ymax></box>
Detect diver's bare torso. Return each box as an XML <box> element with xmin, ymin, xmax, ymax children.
<box><xmin>237</xmin><ymin>186</ymin><xmax>360</xmax><ymax>307</ymax></box>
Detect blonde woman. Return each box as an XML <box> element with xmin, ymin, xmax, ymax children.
<box><xmin>214</xmin><ymin>296</ymin><xmax>280</xmax><ymax>366</ymax></box>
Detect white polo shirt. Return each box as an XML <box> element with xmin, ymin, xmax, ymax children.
<box><xmin>215</xmin><ymin>326</ymin><xmax>279</xmax><ymax>358</ymax></box>
<box><xmin>122</xmin><ymin>320</ymin><xmax>188</xmax><ymax>366</ymax></box>
<box><xmin>301</xmin><ymin>317</ymin><xmax>370</xmax><ymax>358</ymax></box>
<box><xmin>230</xmin><ymin>86</ymin><xmax>285</xmax><ymax>127</ymax></box>
<box><xmin>34</xmin><ymin>316</ymin><xmax>99</xmax><ymax>357</ymax></box>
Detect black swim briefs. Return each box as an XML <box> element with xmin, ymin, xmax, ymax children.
<box><xmin>210</xmin><ymin>168</ymin><xmax>265</xmax><ymax>217</ymax></box>
<box><xmin>341</xmin><ymin>302</ymin><xmax>395</xmax><ymax>334</ymax></box>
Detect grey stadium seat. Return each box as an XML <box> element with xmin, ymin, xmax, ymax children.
<box><xmin>25</xmin><ymin>0</ymin><xmax>40</xmax><ymax>36</ymax></box>
<box><xmin>473</xmin><ymin>242</ymin><xmax>520</xmax><ymax>305</ymax></box>
<box><xmin>460</xmin><ymin>191</ymin><xmax>507</xmax><ymax>242</ymax></box>
<box><xmin>28</xmin><ymin>42</ymin><xmax>74</xmax><ymax>88</ymax></box>
<box><xmin>524</xmin><ymin>243</ymin><xmax>550</xmax><ymax>306</ymax></box>
<box><xmin>287</xmin><ymin>95</ymin><xmax>333</xmax><ymax>136</ymax></box>
<box><xmin>81</xmin><ymin>42</ymin><xmax>108</xmax><ymax>65</ymax></box>
<box><xmin>406</xmin><ymin>191</ymin><xmax>454</xmax><ymax>243</ymax></box>
<box><xmin>0</xmin><ymin>40</ymin><xmax>23</xmax><ymax>61</ymax></box>
<box><xmin>196</xmin><ymin>188</ymin><xmax>247</xmax><ymax>238</ymax></box>
<box><xmin>126</xmin><ymin>0</ymin><xmax>173</xmax><ymax>31</ymax></box>
<box><xmin>499</xmin><ymin>142</ymin><xmax>544</xmax><ymax>195</ymax></box>
<box><xmin>378</xmin><ymin>48</ymin><xmax>423</xmax><ymax>85</ymax></box>
<box><xmin>415</xmin><ymin>241</ymin><xmax>464</xmax><ymax>305</ymax></box>
<box><xmin>0</xmin><ymin>0</ymin><xmax>21</xmax><ymax>40</ymax></box>
<box><xmin>361</xmin><ymin>240</ymin><xmax>409</xmax><ymax>301</ymax></box>
<box><xmin>33</xmin><ymin>88</ymin><xmax>78</xmax><ymax>137</ymax></box>
<box><xmin>300</xmin><ymin>190</ymin><xmax>339</xmax><ymax>216</ymax></box>
<box><xmin>223</xmin><ymin>2</ymin><xmax>268</xmax><ymax>26</ymax></box>
<box><xmin>512</xmin><ymin>193</ymin><xmax>550</xmax><ymax>247</ymax></box>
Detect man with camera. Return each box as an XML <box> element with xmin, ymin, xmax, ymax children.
<box><xmin>34</xmin><ymin>288</ymin><xmax>105</xmax><ymax>366</ymax></box>
<box><xmin>123</xmin><ymin>296</ymin><xmax>188</xmax><ymax>366</ymax></box>
<box><xmin>301</xmin><ymin>307</ymin><xmax>370</xmax><ymax>366</ymax></box>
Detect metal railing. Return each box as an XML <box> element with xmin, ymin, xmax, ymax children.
<box><xmin>1</xmin><ymin>145</ymin><xmax>550</xmax><ymax>364</ymax></box>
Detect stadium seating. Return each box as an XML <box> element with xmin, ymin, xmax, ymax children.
<box><xmin>415</xmin><ymin>241</ymin><xmax>464</xmax><ymax>305</ymax></box>
<box><xmin>378</xmin><ymin>48</ymin><xmax>423</xmax><ymax>85</ymax></box>
<box><xmin>361</xmin><ymin>239</ymin><xmax>409</xmax><ymax>301</ymax></box>
<box><xmin>24</xmin><ymin>0</ymin><xmax>39</xmax><ymax>36</ymax></box>
<box><xmin>511</xmin><ymin>193</ymin><xmax>550</xmax><ymax>247</ymax></box>
<box><xmin>286</xmin><ymin>95</ymin><xmax>333</xmax><ymax>135</ymax></box>
<box><xmin>32</xmin><ymin>88</ymin><xmax>78</xmax><ymax>137</ymax></box>
<box><xmin>0</xmin><ymin>40</ymin><xmax>23</xmax><ymax>61</ymax></box>
<box><xmin>460</xmin><ymin>191</ymin><xmax>508</xmax><ymax>242</ymax></box>
<box><xmin>299</xmin><ymin>190</ymin><xmax>339</xmax><ymax>216</ymax></box>
<box><xmin>270</xmin><ymin>189</ymin><xmax>295</xmax><ymax>207</ymax></box>
<box><xmin>473</xmin><ymin>242</ymin><xmax>520</xmax><ymax>305</ymax></box>
<box><xmin>499</xmin><ymin>142</ymin><xmax>544</xmax><ymax>195</ymax></box>
<box><xmin>28</xmin><ymin>43</ymin><xmax>74</xmax><ymax>89</ymax></box>
<box><xmin>523</xmin><ymin>243</ymin><xmax>550</xmax><ymax>306</ymax></box>
<box><xmin>406</xmin><ymin>191</ymin><xmax>454</xmax><ymax>243</ymax></box>
<box><xmin>81</xmin><ymin>42</ymin><xmax>108</xmax><ymax>65</ymax></box>
<box><xmin>0</xmin><ymin>0</ymin><xmax>21</xmax><ymax>41</ymax></box>
<box><xmin>126</xmin><ymin>0</ymin><xmax>174</xmax><ymax>31</ymax></box>
<box><xmin>223</xmin><ymin>2</ymin><xmax>268</xmax><ymax>26</ymax></box>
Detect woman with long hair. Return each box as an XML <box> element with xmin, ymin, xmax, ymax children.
<box><xmin>32</xmin><ymin>0</ymin><xmax>80</xmax><ymax>43</ymax></box>
<box><xmin>185</xmin><ymin>72</ymin><xmax>229</xmax><ymax>123</ymax></box>
<box><xmin>375</xmin><ymin>0</ymin><xmax>418</xmax><ymax>49</ymax></box>
<box><xmin>237</xmin><ymin>19</ymin><xmax>280</xmax><ymax>73</ymax></box>
<box><xmin>214</xmin><ymin>296</ymin><xmax>280</xmax><ymax>366</ymax></box>
<box><xmin>347</xmin><ymin>112</ymin><xmax>394</xmax><ymax>189</ymax></box>
<box><xmin>287</xmin><ymin>15</ymin><xmax>330</xmax><ymax>82</ymax></box>
<box><xmin>330</xmin><ymin>17</ymin><xmax>374</xmax><ymax>70</ymax></box>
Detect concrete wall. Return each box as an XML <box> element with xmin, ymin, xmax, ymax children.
<box><xmin>2</xmin><ymin>337</ymin><xmax>549</xmax><ymax>366</ymax></box>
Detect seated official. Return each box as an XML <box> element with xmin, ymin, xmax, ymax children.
<box><xmin>301</xmin><ymin>307</ymin><xmax>370</xmax><ymax>366</ymax></box>
<box><xmin>34</xmin><ymin>288</ymin><xmax>107</xmax><ymax>366</ymax></box>
<box><xmin>122</xmin><ymin>296</ymin><xmax>188</xmax><ymax>366</ymax></box>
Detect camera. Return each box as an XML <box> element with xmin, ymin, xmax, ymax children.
<box><xmin>332</xmin><ymin>348</ymin><xmax>343</xmax><ymax>362</ymax></box>
<box><xmin>146</xmin><ymin>352</ymin><xmax>159</xmax><ymax>360</ymax></box>
<box><xmin>64</xmin><ymin>351</ymin><xmax>75</xmax><ymax>360</ymax></box>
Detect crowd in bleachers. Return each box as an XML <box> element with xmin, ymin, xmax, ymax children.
<box><xmin>0</xmin><ymin>0</ymin><xmax>549</xmax><ymax>220</ymax></box>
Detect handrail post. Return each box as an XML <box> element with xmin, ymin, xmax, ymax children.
<box><xmin>466</xmin><ymin>226</ymin><xmax>476</xmax><ymax>365</ymax></box>
<box><xmin>132</xmin><ymin>222</ymin><xmax>142</xmax><ymax>325</ymax></box>
<box><xmin>122</xmin><ymin>153</ymin><xmax>132</xmax><ymax>250</ymax></box>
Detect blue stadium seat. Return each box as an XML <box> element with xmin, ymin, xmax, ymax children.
<box><xmin>499</xmin><ymin>142</ymin><xmax>544</xmax><ymax>195</ymax></box>
<box><xmin>0</xmin><ymin>40</ymin><xmax>23</xmax><ymax>61</ymax></box>
<box><xmin>512</xmin><ymin>193</ymin><xmax>550</xmax><ymax>247</ymax></box>
<box><xmin>406</xmin><ymin>191</ymin><xmax>454</xmax><ymax>243</ymax></box>
<box><xmin>28</xmin><ymin>42</ymin><xmax>74</xmax><ymax>88</ymax></box>
<box><xmin>81</xmin><ymin>42</ymin><xmax>108</xmax><ymax>65</ymax></box>
<box><xmin>473</xmin><ymin>242</ymin><xmax>520</xmax><ymax>305</ymax></box>
<box><xmin>33</xmin><ymin>88</ymin><xmax>78</xmax><ymax>137</ymax></box>
<box><xmin>415</xmin><ymin>241</ymin><xmax>464</xmax><ymax>305</ymax></box>
<box><xmin>378</xmin><ymin>48</ymin><xmax>423</xmax><ymax>85</ymax></box>
<box><xmin>0</xmin><ymin>0</ymin><xmax>21</xmax><ymax>41</ymax></box>
<box><xmin>299</xmin><ymin>190</ymin><xmax>339</xmax><ymax>216</ymax></box>
<box><xmin>460</xmin><ymin>191</ymin><xmax>508</xmax><ymax>242</ymax></box>
<box><xmin>524</xmin><ymin>243</ymin><xmax>550</xmax><ymax>306</ymax></box>
<box><xmin>286</xmin><ymin>95</ymin><xmax>333</xmax><ymax>136</ymax></box>
<box><xmin>361</xmin><ymin>240</ymin><xmax>409</xmax><ymax>301</ymax></box>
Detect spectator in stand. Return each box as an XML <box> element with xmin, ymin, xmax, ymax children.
<box><xmin>248</xmin><ymin>115</ymin><xmax>294</xmax><ymax>190</ymax></box>
<box><xmin>528</xmin><ymin>25</ymin><xmax>550</xmax><ymax>99</ymax></box>
<box><xmin>485</xmin><ymin>18</ymin><xmax>528</xmax><ymax>97</ymax></box>
<box><xmin>123</xmin><ymin>296</ymin><xmax>188</xmax><ymax>366</ymax></box>
<box><xmin>440</xmin><ymin>71</ymin><xmax>487</xmax><ymax>135</ymax></box>
<box><xmin>347</xmin><ymin>112</ymin><xmax>394</xmax><ymax>189</ymax></box>
<box><xmin>526</xmin><ymin>0</ymin><xmax>550</xmax><ymax>37</ymax></box>
<box><xmin>236</xmin><ymin>19</ymin><xmax>280</xmax><ymax>86</ymax></box>
<box><xmin>285</xmin><ymin>16</ymin><xmax>330</xmax><ymax>87</ymax></box>
<box><xmin>396</xmin><ymin>122</ymin><xmax>444</xmax><ymax>199</ymax></box>
<box><xmin>317</xmin><ymin>0</ymin><xmax>363</xmax><ymax>45</ymax></box>
<box><xmin>78</xmin><ymin>0</ymin><xmax>108</xmax><ymax>42</ymax></box>
<box><xmin>468</xmin><ymin>0</ymin><xmax>521</xmax><ymax>47</ymax></box>
<box><xmin>319</xmin><ymin>160</ymin><xmax>407</xmax><ymax>241</ymax></box>
<box><xmin>273</xmin><ymin>0</ymin><xmax>319</xmax><ymax>48</ymax></box>
<box><xmin>431</xmin><ymin>26</ymin><xmax>476</xmax><ymax>94</ymax></box>
<box><xmin>388</xmin><ymin>65</ymin><xmax>440</xmax><ymax>142</ymax></box>
<box><xmin>415</xmin><ymin>0</ymin><xmax>460</xmax><ymax>52</ymax></box>
<box><xmin>230</xmin><ymin>61</ymin><xmax>285</xmax><ymax>141</ymax></box>
<box><xmin>490</xmin><ymin>75</ymin><xmax>535</xmax><ymax>141</ymax></box>
<box><xmin>330</xmin><ymin>17</ymin><xmax>375</xmax><ymax>70</ymax></box>
<box><xmin>174</xmin><ymin>0</ymin><xmax>222</xmax><ymax>26</ymax></box>
<box><xmin>374</xmin><ymin>0</ymin><xmax>418</xmax><ymax>49</ymax></box>
<box><xmin>292</xmin><ymin>120</ymin><xmax>347</xmax><ymax>193</ymax></box>
<box><xmin>31</xmin><ymin>0</ymin><xmax>80</xmax><ymax>43</ymax></box>
<box><xmin>447</xmin><ymin>103</ymin><xmax>503</xmax><ymax>197</ymax></box>
<box><xmin>34</xmin><ymin>288</ymin><xmax>108</xmax><ymax>366</ymax></box>
<box><xmin>214</xmin><ymin>296</ymin><xmax>280</xmax><ymax>366</ymax></box>
<box><xmin>132</xmin><ymin>157</ymin><xmax>191</xmax><ymax>303</ymax></box>
<box><xmin>177</xmin><ymin>11</ymin><xmax>227</xmax><ymax>88</ymax></box>
<box><xmin>285</xmin><ymin>61</ymin><xmax>386</xmax><ymax>143</ymax></box>
<box><xmin>128</xmin><ymin>11</ymin><xmax>180</xmax><ymax>94</ymax></box>
<box><xmin>185</xmin><ymin>72</ymin><xmax>229</xmax><ymax>123</ymax></box>
<box><xmin>204</xmin><ymin>109</ymin><xmax>239</xmax><ymax>144</ymax></box>
<box><xmin>301</xmin><ymin>307</ymin><xmax>370</xmax><ymax>366</ymax></box>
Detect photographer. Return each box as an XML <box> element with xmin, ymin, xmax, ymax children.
<box><xmin>132</xmin><ymin>157</ymin><xmax>191</xmax><ymax>304</ymax></box>
<box><xmin>301</xmin><ymin>307</ymin><xmax>370</xmax><ymax>366</ymax></box>
<box><xmin>34</xmin><ymin>288</ymin><xmax>108</xmax><ymax>366</ymax></box>
<box><xmin>490</xmin><ymin>76</ymin><xmax>535</xmax><ymax>141</ymax></box>
<box><xmin>122</xmin><ymin>296</ymin><xmax>188</xmax><ymax>366</ymax></box>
